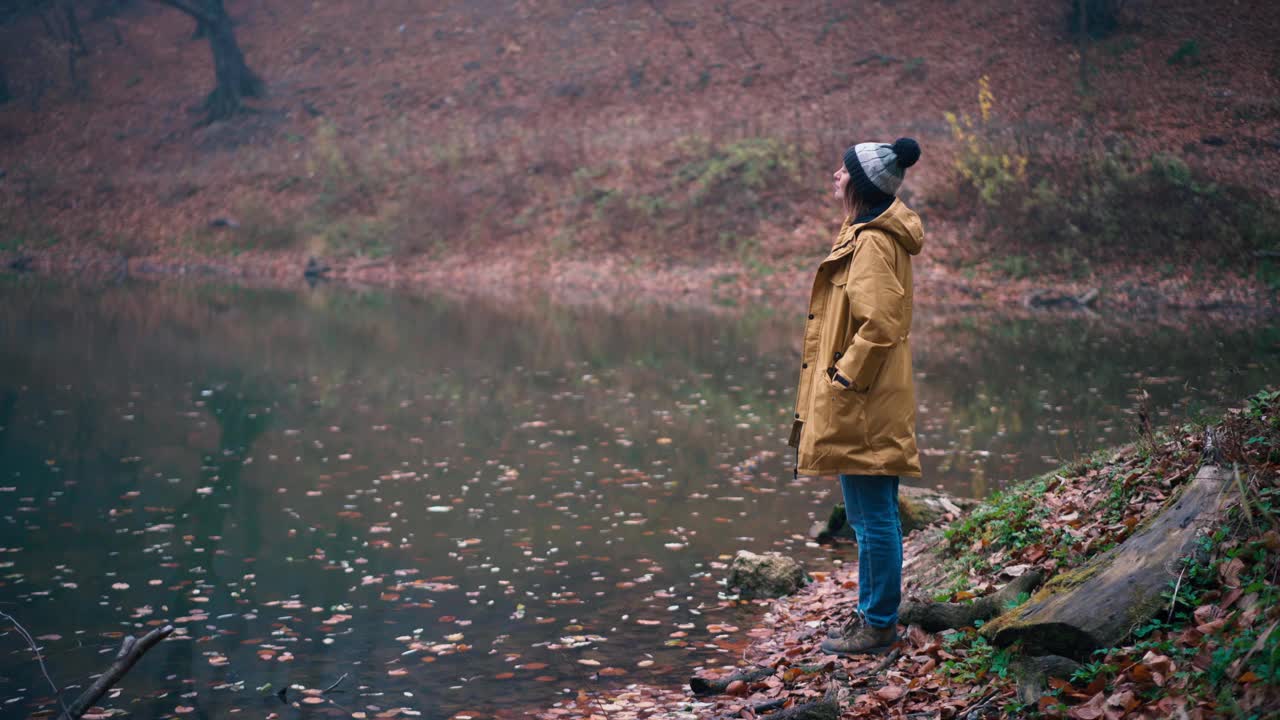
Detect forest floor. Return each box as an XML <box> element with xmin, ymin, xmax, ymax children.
<box><xmin>524</xmin><ymin>390</ymin><xmax>1280</xmax><ymax>719</ymax></box>
<box><xmin>2</xmin><ymin>0</ymin><xmax>1280</xmax><ymax>314</ymax></box>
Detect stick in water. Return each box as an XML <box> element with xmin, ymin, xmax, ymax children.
<box><xmin>59</xmin><ymin>625</ymin><xmax>174</xmax><ymax>720</ymax></box>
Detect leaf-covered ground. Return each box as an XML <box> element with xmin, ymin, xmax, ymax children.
<box><xmin>532</xmin><ymin>389</ymin><xmax>1280</xmax><ymax>719</ymax></box>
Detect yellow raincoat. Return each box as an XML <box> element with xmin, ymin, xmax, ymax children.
<box><xmin>789</xmin><ymin>198</ymin><xmax>923</xmax><ymax>478</ymax></box>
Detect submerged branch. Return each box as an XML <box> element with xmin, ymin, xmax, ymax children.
<box><xmin>59</xmin><ymin>624</ymin><xmax>174</xmax><ymax>720</ymax></box>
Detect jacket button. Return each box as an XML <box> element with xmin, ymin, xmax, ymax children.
<box><xmin>795</xmin><ymin>413</ymin><xmax>800</xmax><ymax>419</ymax></box>
<box><xmin>802</xmin><ymin>363</ymin><xmax>808</xmax><ymax>368</ymax></box>
<box><xmin>807</xmin><ymin>314</ymin><xmax>814</xmax><ymax>320</ymax></box>
<box><xmin>834</xmin><ymin>351</ymin><xmax>842</xmax><ymax>359</ymax></box>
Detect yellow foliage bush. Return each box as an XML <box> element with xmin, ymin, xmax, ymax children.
<box><xmin>945</xmin><ymin>76</ymin><xmax>1028</xmax><ymax>207</ymax></box>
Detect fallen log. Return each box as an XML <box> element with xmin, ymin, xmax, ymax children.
<box><xmin>747</xmin><ymin>697</ymin><xmax>788</xmax><ymax>713</ymax></box>
<box><xmin>982</xmin><ymin>462</ymin><xmax>1236</xmax><ymax>657</ymax></box>
<box><xmin>811</xmin><ymin>486</ymin><xmax>978</xmax><ymax>543</ymax></box>
<box><xmin>59</xmin><ymin>624</ymin><xmax>174</xmax><ymax>720</ymax></box>
<box><xmin>739</xmin><ymin>687</ymin><xmax>839</xmax><ymax>720</ymax></box>
<box><xmin>690</xmin><ymin>665</ymin><xmax>775</xmax><ymax>696</ymax></box>
<box><xmin>899</xmin><ymin>570</ymin><xmax>1044</xmax><ymax>632</ymax></box>
<box><xmin>1025</xmin><ymin>287</ymin><xmax>1099</xmax><ymax>310</ymax></box>
<box><xmin>692</xmin><ymin>662</ymin><xmax>836</xmax><ymax>698</ymax></box>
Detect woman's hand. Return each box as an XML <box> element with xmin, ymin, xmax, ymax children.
<box><xmin>826</xmin><ymin>366</ymin><xmax>854</xmax><ymax>390</ymax></box>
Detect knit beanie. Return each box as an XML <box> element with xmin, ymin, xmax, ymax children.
<box><xmin>843</xmin><ymin>137</ymin><xmax>921</xmax><ymax>201</ymax></box>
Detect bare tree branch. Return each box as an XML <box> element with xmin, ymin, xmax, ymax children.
<box><xmin>58</xmin><ymin>625</ymin><xmax>175</xmax><ymax>720</ymax></box>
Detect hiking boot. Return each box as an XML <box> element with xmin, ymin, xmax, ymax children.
<box><xmin>819</xmin><ymin>623</ymin><xmax>899</xmax><ymax>657</ymax></box>
<box><xmin>825</xmin><ymin>611</ymin><xmax>866</xmax><ymax>639</ymax></box>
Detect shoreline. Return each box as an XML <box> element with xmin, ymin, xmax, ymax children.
<box><xmin>6</xmin><ymin>243</ymin><xmax>1278</xmax><ymax>321</ymax></box>
<box><xmin>528</xmin><ymin>391</ymin><xmax>1279</xmax><ymax>719</ymax></box>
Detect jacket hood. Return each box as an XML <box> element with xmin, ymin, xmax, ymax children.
<box><xmin>857</xmin><ymin>198</ymin><xmax>924</xmax><ymax>256</ymax></box>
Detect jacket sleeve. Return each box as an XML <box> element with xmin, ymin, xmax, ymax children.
<box><xmin>832</xmin><ymin>232</ymin><xmax>905</xmax><ymax>392</ymax></box>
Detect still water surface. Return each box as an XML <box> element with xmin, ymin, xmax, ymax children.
<box><xmin>0</xmin><ymin>278</ymin><xmax>1276</xmax><ymax>718</ymax></box>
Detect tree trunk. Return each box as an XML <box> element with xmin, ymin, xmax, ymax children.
<box><xmin>156</xmin><ymin>0</ymin><xmax>263</xmax><ymax>122</ymax></box>
<box><xmin>201</xmin><ymin>0</ymin><xmax>262</xmax><ymax>121</ymax></box>
<box><xmin>981</xmin><ymin>463</ymin><xmax>1236</xmax><ymax>658</ymax></box>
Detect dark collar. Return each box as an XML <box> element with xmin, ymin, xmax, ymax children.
<box><xmin>853</xmin><ymin>197</ymin><xmax>894</xmax><ymax>225</ymax></box>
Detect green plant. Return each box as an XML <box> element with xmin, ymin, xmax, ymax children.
<box><xmin>0</xmin><ymin>210</ymin><xmax>61</xmax><ymax>252</ymax></box>
<box><xmin>1167</xmin><ymin>39</ymin><xmax>1202</xmax><ymax>67</ymax></box>
<box><xmin>234</xmin><ymin>202</ymin><xmax>302</xmax><ymax>251</ymax></box>
<box><xmin>548</xmin><ymin>228</ymin><xmax>576</xmax><ymax>258</ymax></box>
<box><xmin>1259</xmin><ymin>256</ymin><xmax>1280</xmax><ymax>291</ymax></box>
<box><xmin>944</xmin><ymin>474</ymin><xmax>1052</xmax><ymax>555</ymax></box>
<box><xmin>940</xmin><ymin>634</ymin><xmax>1015</xmax><ymax>684</ymax></box>
<box><xmin>1246</xmin><ymin>389</ymin><xmax>1280</xmax><ymax>420</ymax></box>
<box><xmin>673</xmin><ymin>137</ymin><xmax>801</xmax><ymax>207</ymax></box>
<box><xmin>1070</xmin><ymin>660</ymin><xmax>1117</xmax><ymax>685</ymax></box>
<box><xmin>939</xmin><ymin>72</ymin><xmax>1280</xmax><ymax>272</ymax></box>
<box><xmin>944</xmin><ymin>76</ymin><xmax>1028</xmax><ymax>208</ymax></box>
<box><xmin>566</xmin><ymin>136</ymin><xmax>808</xmax><ymax>255</ymax></box>
<box><xmin>989</xmin><ymin>254</ymin><xmax>1037</xmax><ymax>280</ymax></box>
<box><xmin>312</xmin><ymin>216</ymin><xmax>391</xmax><ymax>258</ymax></box>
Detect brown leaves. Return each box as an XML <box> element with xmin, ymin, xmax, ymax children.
<box><xmin>872</xmin><ymin>683</ymin><xmax>906</xmax><ymax>702</ymax></box>
<box><xmin>1139</xmin><ymin>651</ymin><xmax>1174</xmax><ymax>687</ymax></box>
<box><xmin>1218</xmin><ymin>557</ymin><xmax>1245</xmax><ymax>588</ymax></box>
<box><xmin>1065</xmin><ymin>691</ymin><xmax>1106</xmax><ymax>720</ymax></box>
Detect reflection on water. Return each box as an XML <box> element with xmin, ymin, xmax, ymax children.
<box><xmin>0</xmin><ymin>277</ymin><xmax>1275</xmax><ymax>717</ymax></box>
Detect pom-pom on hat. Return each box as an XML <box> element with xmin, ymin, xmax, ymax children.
<box><xmin>843</xmin><ymin>137</ymin><xmax>921</xmax><ymax>199</ymax></box>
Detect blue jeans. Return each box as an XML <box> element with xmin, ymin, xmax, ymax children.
<box><xmin>839</xmin><ymin>474</ymin><xmax>902</xmax><ymax>628</ymax></box>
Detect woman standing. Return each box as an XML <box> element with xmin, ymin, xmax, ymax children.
<box><xmin>788</xmin><ymin>137</ymin><xmax>923</xmax><ymax>656</ymax></box>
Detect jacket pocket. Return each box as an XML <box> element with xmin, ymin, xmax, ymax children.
<box><xmin>819</xmin><ymin>384</ymin><xmax>868</xmax><ymax>454</ymax></box>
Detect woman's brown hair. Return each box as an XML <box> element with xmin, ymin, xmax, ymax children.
<box><xmin>843</xmin><ymin>180</ymin><xmax>874</xmax><ymax>221</ymax></box>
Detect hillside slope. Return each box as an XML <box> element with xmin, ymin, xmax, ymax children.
<box><xmin>1</xmin><ymin>0</ymin><xmax>1279</xmax><ymax>306</ymax></box>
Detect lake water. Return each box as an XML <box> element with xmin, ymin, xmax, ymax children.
<box><xmin>1</xmin><ymin>277</ymin><xmax>1276</xmax><ymax>719</ymax></box>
